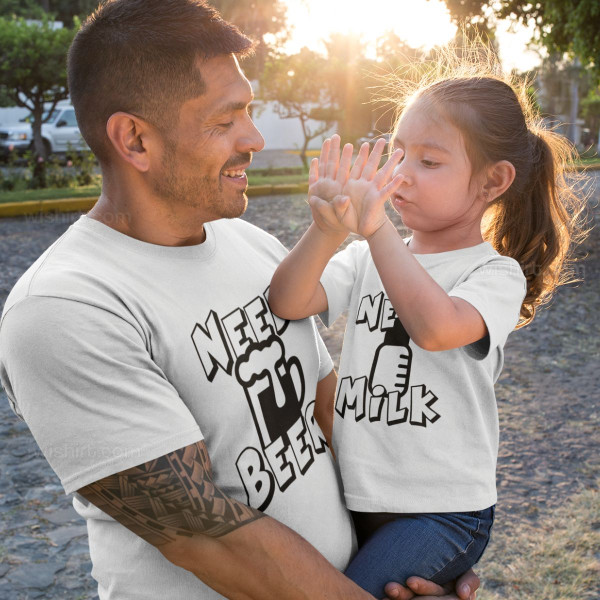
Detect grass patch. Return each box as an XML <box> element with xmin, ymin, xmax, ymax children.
<box><xmin>0</xmin><ymin>184</ymin><xmax>101</xmax><ymax>204</ymax></box>
<box><xmin>478</xmin><ymin>483</ymin><xmax>600</xmax><ymax>599</ymax></box>
<box><xmin>248</xmin><ymin>173</ymin><xmax>307</xmax><ymax>186</ymax></box>
<box><xmin>575</xmin><ymin>158</ymin><xmax>600</xmax><ymax>168</ymax></box>
<box><xmin>0</xmin><ymin>172</ymin><xmax>308</xmax><ymax>204</ymax></box>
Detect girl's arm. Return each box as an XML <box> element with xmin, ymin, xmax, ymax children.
<box><xmin>367</xmin><ymin>222</ymin><xmax>487</xmax><ymax>351</ymax></box>
<box><xmin>269</xmin><ymin>136</ymin><xmax>362</xmax><ymax>320</ymax></box>
<box><xmin>332</xmin><ymin>145</ymin><xmax>487</xmax><ymax>352</ymax></box>
<box><xmin>313</xmin><ymin>369</ymin><xmax>337</xmax><ymax>453</ymax></box>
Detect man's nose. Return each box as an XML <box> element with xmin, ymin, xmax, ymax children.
<box><xmin>240</xmin><ymin>117</ymin><xmax>265</xmax><ymax>154</ymax></box>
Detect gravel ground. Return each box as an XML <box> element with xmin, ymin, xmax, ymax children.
<box><xmin>0</xmin><ymin>172</ymin><xmax>598</xmax><ymax>599</ymax></box>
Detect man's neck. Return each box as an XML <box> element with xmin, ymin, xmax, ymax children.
<box><xmin>87</xmin><ymin>182</ymin><xmax>207</xmax><ymax>247</ymax></box>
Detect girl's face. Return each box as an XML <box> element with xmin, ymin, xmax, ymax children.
<box><xmin>390</xmin><ymin>102</ymin><xmax>488</xmax><ymax>237</ymax></box>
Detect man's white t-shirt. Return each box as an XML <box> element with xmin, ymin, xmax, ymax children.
<box><xmin>320</xmin><ymin>239</ymin><xmax>526</xmax><ymax>513</ymax></box>
<box><xmin>0</xmin><ymin>216</ymin><xmax>355</xmax><ymax>599</ymax></box>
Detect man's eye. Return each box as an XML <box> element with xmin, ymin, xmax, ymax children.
<box><xmin>218</xmin><ymin>122</ymin><xmax>234</xmax><ymax>129</ymax></box>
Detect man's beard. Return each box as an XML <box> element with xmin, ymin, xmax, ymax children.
<box><xmin>150</xmin><ymin>139</ymin><xmax>248</xmax><ymax>221</ymax></box>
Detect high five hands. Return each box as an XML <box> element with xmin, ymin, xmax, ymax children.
<box><xmin>308</xmin><ymin>134</ymin><xmax>404</xmax><ymax>239</ymax></box>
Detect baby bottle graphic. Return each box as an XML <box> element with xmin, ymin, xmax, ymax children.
<box><xmin>369</xmin><ymin>316</ymin><xmax>412</xmax><ymax>397</ymax></box>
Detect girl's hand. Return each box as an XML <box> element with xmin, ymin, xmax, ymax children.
<box><xmin>333</xmin><ymin>138</ymin><xmax>404</xmax><ymax>239</ymax></box>
<box><xmin>307</xmin><ymin>135</ymin><xmax>354</xmax><ymax>236</ymax></box>
<box><xmin>309</xmin><ymin>134</ymin><xmax>354</xmax><ymax>203</ymax></box>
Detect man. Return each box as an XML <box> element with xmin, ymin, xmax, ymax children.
<box><xmin>0</xmin><ymin>1</ymin><xmax>479</xmax><ymax>598</ymax></box>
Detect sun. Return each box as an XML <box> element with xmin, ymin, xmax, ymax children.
<box><xmin>282</xmin><ymin>0</ymin><xmax>457</xmax><ymax>57</ymax></box>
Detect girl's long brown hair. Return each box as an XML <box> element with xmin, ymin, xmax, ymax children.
<box><xmin>383</xmin><ymin>45</ymin><xmax>590</xmax><ymax>327</ymax></box>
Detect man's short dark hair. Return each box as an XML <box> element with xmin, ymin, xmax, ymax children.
<box><xmin>67</xmin><ymin>0</ymin><xmax>255</xmax><ymax>164</ymax></box>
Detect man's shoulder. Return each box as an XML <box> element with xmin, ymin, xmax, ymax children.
<box><xmin>214</xmin><ymin>217</ymin><xmax>288</xmax><ymax>256</ymax></box>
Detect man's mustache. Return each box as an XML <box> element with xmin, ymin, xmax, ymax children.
<box><xmin>222</xmin><ymin>153</ymin><xmax>252</xmax><ymax>171</ymax></box>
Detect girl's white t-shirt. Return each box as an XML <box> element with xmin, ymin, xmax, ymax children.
<box><xmin>320</xmin><ymin>239</ymin><xmax>526</xmax><ymax>513</ymax></box>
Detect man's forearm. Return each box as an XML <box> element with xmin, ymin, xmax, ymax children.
<box><xmin>78</xmin><ymin>441</ymin><xmax>372</xmax><ymax>600</ymax></box>
<box><xmin>162</xmin><ymin>515</ymin><xmax>374</xmax><ymax>600</ymax></box>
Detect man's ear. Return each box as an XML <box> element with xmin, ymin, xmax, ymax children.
<box><xmin>105</xmin><ymin>112</ymin><xmax>158</xmax><ymax>173</ymax></box>
<box><xmin>482</xmin><ymin>160</ymin><xmax>516</xmax><ymax>202</ymax></box>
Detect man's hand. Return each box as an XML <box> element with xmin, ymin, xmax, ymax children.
<box><xmin>332</xmin><ymin>139</ymin><xmax>404</xmax><ymax>239</ymax></box>
<box><xmin>384</xmin><ymin>569</ymin><xmax>481</xmax><ymax>600</ymax></box>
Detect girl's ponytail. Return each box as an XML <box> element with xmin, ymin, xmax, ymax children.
<box><xmin>485</xmin><ymin>126</ymin><xmax>588</xmax><ymax>327</ymax></box>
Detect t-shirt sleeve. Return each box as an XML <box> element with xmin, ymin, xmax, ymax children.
<box><xmin>313</xmin><ymin>319</ymin><xmax>334</xmax><ymax>380</ymax></box>
<box><xmin>0</xmin><ymin>295</ymin><xmax>203</xmax><ymax>495</ymax></box>
<box><xmin>319</xmin><ymin>240</ymin><xmax>362</xmax><ymax>327</ymax></box>
<box><xmin>449</xmin><ymin>256</ymin><xmax>526</xmax><ymax>359</ymax></box>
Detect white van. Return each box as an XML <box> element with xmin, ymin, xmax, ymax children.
<box><xmin>0</xmin><ymin>103</ymin><xmax>89</xmax><ymax>158</ymax></box>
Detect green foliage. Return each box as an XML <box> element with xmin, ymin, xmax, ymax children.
<box><xmin>209</xmin><ymin>0</ymin><xmax>288</xmax><ymax>79</ymax></box>
<box><xmin>0</xmin><ymin>148</ymin><xmax>98</xmax><ymax>191</ymax></box>
<box><xmin>443</xmin><ymin>0</ymin><xmax>600</xmax><ymax>77</ymax></box>
<box><xmin>0</xmin><ymin>17</ymin><xmax>75</xmax><ymax>106</ymax></box>
<box><xmin>0</xmin><ymin>0</ymin><xmax>95</xmax><ymax>22</ymax></box>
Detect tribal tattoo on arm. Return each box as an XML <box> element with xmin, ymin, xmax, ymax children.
<box><xmin>77</xmin><ymin>441</ymin><xmax>264</xmax><ymax>547</ymax></box>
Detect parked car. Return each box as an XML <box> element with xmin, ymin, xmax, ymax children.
<box><xmin>356</xmin><ymin>131</ymin><xmax>392</xmax><ymax>150</ymax></box>
<box><xmin>0</xmin><ymin>103</ymin><xmax>88</xmax><ymax>159</ymax></box>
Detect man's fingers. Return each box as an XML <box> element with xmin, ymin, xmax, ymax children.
<box><xmin>350</xmin><ymin>142</ymin><xmax>370</xmax><ymax>179</ymax></box>
<box><xmin>308</xmin><ymin>158</ymin><xmax>319</xmax><ymax>187</ymax></box>
<box><xmin>456</xmin><ymin>569</ymin><xmax>480</xmax><ymax>600</ymax></box>
<box><xmin>405</xmin><ymin>576</ymin><xmax>450</xmax><ymax>596</ymax></box>
<box><xmin>361</xmin><ymin>138</ymin><xmax>386</xmax><ymax>180</ymax></box>
<box><xmin>319</xmin><ymin>138</ymin><xmax>331</xmax><ymax>179</ymax></box>
<box><xmin>326</xmin><ymin>134</ymin><xmax>341</xmax><ymax>179</ymax></box>
<box><xmin>336</xmin><ymin>142</ymin><xmax>354</xmax><ymax>185</ymax></box>
<box><xmin>384</xmin><ymin>582</ymin><xmax>416</xmax><ymax>600</ymax></box>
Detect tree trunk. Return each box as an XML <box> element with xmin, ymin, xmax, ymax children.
<box><xmin>299</xmin><ymin>115</ymin><xmax>310</xmax><ymax>171</ymax></box>
<box><xmin>567</xmin><ymin>59</ymin><xmax>580</xmax><ymax>145</ymax></box>
<box><xmin>31</xmin><ymin>103</ymin><xmax>47</xmax><ymax>189</ymax></box>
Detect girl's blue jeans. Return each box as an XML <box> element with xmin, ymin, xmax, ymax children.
<box><xmin>345</xmin><ymin>506</ymin><xmax>494</xmax><ymax>598</ymax></box>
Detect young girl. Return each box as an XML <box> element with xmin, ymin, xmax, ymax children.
<box><xmin>268</xmin><ymin>72</ymin><xmax>587</xmax><ymax>597</ymax></box>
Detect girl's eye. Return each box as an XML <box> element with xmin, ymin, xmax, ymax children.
<box><xmin>422</xmin><ymin>159</ymin><xmax>439</xmax><ymax>168</ymax></box>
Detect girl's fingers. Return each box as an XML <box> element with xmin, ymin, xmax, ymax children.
<box><xmin>332</xmin><ymin>195</ymin><xmax>351</xmax><ymax>221</ymax></box>
<box><xmin>381</xmin><ymin>174</ymin><xmax>405</xmax><ymax>198</ymax></box>
<box><xmin>309</xmin><ymin>195</ymin><xmax>339</xmax><ymax>224</ymax></box>
<box><xmin>318</xmin><ymin>138</ymin><xmax>331</xmax><ymax>179</ymax></box>
<box><xmin>361</xmin><ymin>138</ymin><xmax>387</xmax><ymax>180</ymax></box>
<box><xmin>350</xmin><ymin>142</ymin><xmax>370</xmax><ymax>179</ymax></box>
<box><xmin>374</xmin><ymin>148</ymin><xmax>404</xmax><ymax>189</ymax></box>
<box><xmin>336</xmin><ymin>143</ymin><xmax>354</xmax><ymax>185</ymax></box>
<box><xmin>326</xmin><ymin>134</ymin><xmax>341</xmax><ymax>179</ymax></box>
<box><xmin>308</xmin><ymin>157</ymin><xmax>319</xmax><ymax>187</ymax></box>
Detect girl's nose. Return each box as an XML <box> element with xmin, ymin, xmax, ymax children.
<box><xmin>393</xmin><ymin>162</ymin><xmax>411</xmax><ymax>185</ymax></box>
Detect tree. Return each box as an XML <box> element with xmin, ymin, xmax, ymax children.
<box><xmin>0</xmin><ymin>16</ymin><xmax>76</xmax><ymax>183</ymax></box>
<box><xmin>0</xmin><ymin>0</ymin><xmax>96</xmax><ymax>21</ymax></box>
<box><xmin>443</xmin><ymin>0</ymin><xmax>600</xmax><ymax>78</ymax></box>
<box><xmin>259</xmin><ymin>48</ymin><xmax>340</xmax><ymax>169</ymax></box>
<box><xmin>209</xmin><ymin>0</ymin><xmax>288</xmax><ymax>80</ymax></box>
